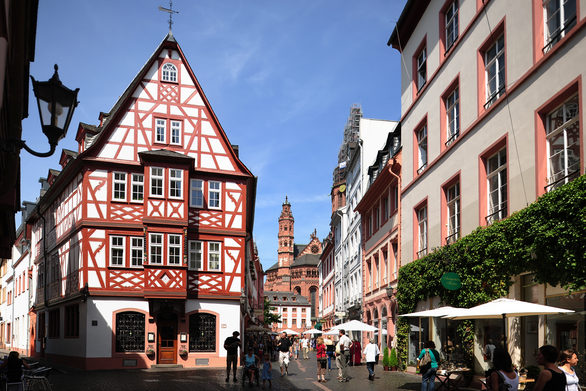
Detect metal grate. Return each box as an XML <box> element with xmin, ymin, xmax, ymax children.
<box><xmin>115</xmin><ymin>312</ymin><xmax>145</xmax><ymax>352</ymax></box>
<box><xmin>189</xmin><ymin>313</ymin><xmax>216</xmax><ymax>352</ymax></box>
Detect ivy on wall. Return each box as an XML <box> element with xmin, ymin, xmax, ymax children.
<box><xmin>396</xmin><ymin>175</ymin><xmax>586</xmax><ymax>368</ymax></box>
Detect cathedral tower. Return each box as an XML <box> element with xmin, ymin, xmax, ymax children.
<box><xmin>278</xmin><ymin>196</ymin><xmax>295</xmax><ymax>267</ymax></box>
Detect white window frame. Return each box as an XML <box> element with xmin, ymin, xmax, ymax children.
<box><xmin>188</xmin><ymin>240</ymin><xmax>203</xmax><ymax>270</ymax></box>
<box><xmin>130</xmin><ymin>237</ymin><xmax>144</xmax><ymax>267</ymax></box>
<box><xmin>208</xmin><ymin>181</ymin><xmax>221</xmax><ymax>209</ymax></box>
<box><xmin>445</xmin><ymin>88</ymin><xmax>460</xmax><ymax>146</ymax></box>
<box><xmin>190</xmin><ymin>179</ymin><xmax>203</xmax><ymax>208</ymax></box>
<box><xmin>484</xmin><ymin>34</ymin><xmax>505</xmax><ymax>108</ymax></box>
<box><xmin>168</xmin><ymin>234</ymin><xmax>182</xmax><ymax>265</ymax></box>
<box><xmin>131</xmin><ymin>174</ymin><xmax>144</xmax><ymax>202</ymax></box>
<box><xmin>208</xmin><ymin>242</ymin><xmax>221</xmax><ymax>271</ymax></box>
<box><xmin>110</xmin><ymin>236</ymin><xmax>125</xmax><ymax>266</ymax></box>
<box><xmin>155</xmin><ymin>118</ymin><xmax>166</xmax><ymax>144</ymax></box>
<box><xmin>149</xmin><ymin>233</ymin><xmax>163</xmax><ymax>265</ymax></box>
<box><xmin>161</xmin><ymin>63</ymin><xmax>177</xmax><ymax>82</ymax></box>
<box><xmin>545</xmin><ymin>94</ymin><xmax>580</xmax><ymax>191</ymax></box>
<box><xmin>416</xmin><ymin>47</ymin><xmax>427</xmax><ymax>91</ymax></box>
<box><xmin>445</xmin><ymin>1</ymin><xmax>459</xmax><ymax>51</ymax></box>
<box><xmin>169</xmin><ymin>169</ymin><xmax>183</xmax><ymax>199</ymax></box>
<box><xmin>486</xmin><ymin>148</ymin><xmax>508</xmax><ymax>224</ymax></box>
<box><xmin>446</xmin><ymin>182</ymin><xmax>461</xmax><ymax>242</ymax></box>
<box><xmin>112</xmin><ymin>172</ymin><xmax>127</xmax><ymax>202</ymax></box>
<box><xmin>417</xmin><ymin>205</ymin><xmax>428</xmax><ymax>258</ymax></box>
<box><xmin>150</xmin><ymin>167</ymin><xmax>164</xmax><ymax>198</ymax></box>
<box><xmin>417</xmin><ymin>125</ymin><xmax>428</xmax><ymax>173</ymax></box>
<box><xmin>170</xmin><ymin>120</ymin><xmax>182</xmax><ymax>145</ymax></box>
<box><xmin>543</xmin><ymin>0</ymin><xmax>577</xmax><ymax>53</ymax></box>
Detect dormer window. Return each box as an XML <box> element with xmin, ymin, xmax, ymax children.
<box><xmin>162</xmin><ymin>63</ymin><xmax>177</xmax><ymax>83</ymax></box>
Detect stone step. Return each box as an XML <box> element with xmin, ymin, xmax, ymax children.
<box><xmin>150</xmin><ymin>364</ymin><xmax>184</xmax><ymax>369</ymax></box>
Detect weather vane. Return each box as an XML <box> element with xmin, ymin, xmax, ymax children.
<box><xmin>158</xmin><ymin>0</ymin><xmax>179</xmax><ymax>33</ymax></box>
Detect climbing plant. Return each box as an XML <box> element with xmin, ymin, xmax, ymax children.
<box><xmin>396</xmin><ymin>175</ymin><xmax>586</xmax><ymax>369</ymax></box>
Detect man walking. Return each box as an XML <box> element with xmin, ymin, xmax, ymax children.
<box><xmin>224</xmin><ymin>331</ymin><xmax>241</xmax><ymax>382</ymax></box>
<box><xmin>363</xmin><ymin>338</ymin><xmax>380</xmax><ymax>381</ymax></box>
<box><xmin>301</xmin><ymin>335</ymin><xmax>309</xmax><ymax>359</ymax></box>
<box><xmin>276</xmin><ymin>332</ymin><xmax>292</xmax><ymax>376</ymax></box>
<box><xmin>337</xmin><ymin>329</ymin><xmax>352</xmax><ymax>382</ymax></box>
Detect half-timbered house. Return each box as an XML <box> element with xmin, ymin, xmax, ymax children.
<box><xmin>27</xmin><ymin>33</ymin><xmax>256</xmax><ymax>369</ymax></box>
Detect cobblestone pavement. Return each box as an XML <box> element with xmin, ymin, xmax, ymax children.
<box><xmin>42</xmin><ymin>352</ymin><xmax>425</xmax><ymax>391</ymax></box>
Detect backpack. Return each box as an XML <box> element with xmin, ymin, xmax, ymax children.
<box><xmin>420</xmin><ymin>349</ymin><xmax>432</xmax><ymax>366</ymax></box>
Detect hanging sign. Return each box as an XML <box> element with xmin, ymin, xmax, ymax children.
<box><xmin>441</xmin><ymin>272</ymin><xmax>462</xmax><ymax>290</ymax></box>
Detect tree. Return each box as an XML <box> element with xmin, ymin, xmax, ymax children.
<box><xmin>263</xmin><ymin>297</ymin><xmax>281</xmax><ymax>326</ymax></box>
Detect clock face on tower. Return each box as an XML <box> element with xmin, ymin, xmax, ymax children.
<box><xmin>311</xmin><ymin>244</ymin><xmax>319</xmax><ymax>254</ymax></box>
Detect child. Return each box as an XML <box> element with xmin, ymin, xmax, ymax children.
<box><xmin>261</xmin><ymin>354</ymin><xmax>272</xmax><ymax>388</ymax></box>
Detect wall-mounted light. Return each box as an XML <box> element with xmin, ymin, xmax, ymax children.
<box><xmin>16</xmin><ymin>64</ymin><xmax>79</xmax><ymax>157</ymax></box>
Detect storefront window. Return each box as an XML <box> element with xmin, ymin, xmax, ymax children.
<box><xmin>408</xmin><ymin>318</ymin><xmax>429</xmax><ymax>365</ymax></box>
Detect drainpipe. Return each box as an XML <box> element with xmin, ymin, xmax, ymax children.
<box><xmin>387</xmin><ymin>158</ymin><xmax>401</xmax><ymax>348</ymax></box>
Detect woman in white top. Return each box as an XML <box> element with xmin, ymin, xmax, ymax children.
<box><xmin>489</xmin><ymin>348</ymin><xmax>519</xmax><ymax>391</ymax></box>
<box><xmin>558</xmin><ymin>349</ymin><xmax>580</xmax><ymax>391</ymax></box>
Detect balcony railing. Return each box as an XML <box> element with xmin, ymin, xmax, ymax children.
<box><xmin>445</xmin><ymin>231</ymin><xmax>460</xmax><ymax>245</ymax></box>
<box><xmin>416</xmin><ymin>248</ymin><xmax>428</xmax><ymax>258</ymax></box>
<box><xmin>545</xmin><ymin>169</ymin><xmax>579</xmax><ymax>192</ymax></box>
<box><xmin>543</xmin><ymin>16</ymin><xmax>577</xmax><ymax>54</ymax></box>
<box><xmin>445</xmin><ymin>131</ymin><xmax>459</xmax><ymax>147</ymax></box>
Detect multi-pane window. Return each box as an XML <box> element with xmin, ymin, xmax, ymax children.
<box><xmin>446</xmin><ymin>182</ymin><xmax>461</xmax><ymax>243</ymax></box>
<box><xmin>130</xmin><ymin>237</ymin><xmax>144</xmax><ymax>267</ymax></box>
<box><xmin>543</xmin><ymin>0</ymin><xmax>576</xmax><ymax>53</ymax></box>
<box><xmin>208</xmin><ymin>242</ymin><xmax>221</xmax><ymax>271</ymax></box>
<box><xmin>149</xmin><ymin>233</ymin><xmax>163</xmax><ymax>264</ymax></box>
<box><xmin>155</xmin><ymin>119</ymin><xmax>166</xmax><ymax>143</ymax></box>
<box><xmin>445</xmin><ymin>1</ymin><xmax>459</xmax><ymax>51</ymax></box>
<box><xmin>169</xmin><ymin>169</ymin><xmax>183</xmax><ymax>199</ymax></box>
<box><xmin>168</xmin><ymin>235</ymin><xmax>182</xmax><ymax>265</ymax></box>
<box><xmin>113</xmin><ymin>172</ymin><xmax>126</xmax><ymax>201</ymax></box>
<box><xmin>209</xmin><ymin>181</ymin><xmax>221</xmax><ymax>209</ymax></box>
<box><xmin>486</xmin><ymin>148</ymin><xmax>507</xmax><ymax>224</ymax></box>
<box><xmin>188</xmin><ymin>240</ymin><xmax>202</xmax><ymax>270</ymax></box>
<box><xmin>416</xmin><ymin>47</ymin><xmax>427</xmax><ymax>91</ymax></box>
<box><xmin>131</xmin><ymin>174</ymin><xmax>144</xmax><ymax>202</ymax></box>
<box><xmin>445</xmin><ymin>88</ymin><xmax>460</xmax><ymax>146</ymax></box>
<box><xmin>110</xmin><ymin>236</ymin><xmax>125</xmax><ymax>266</ymax></box>
<box><xmin>115</xmin><ymin>311</ymin><xmax>145</xmax><ymax>352</ymax></box>
<box><xmin>64</xmin><ymin>304</ymin><xmax>79</xmax><ymax>338</ymax></box>
<box><xmin>546</xmin><ymin>94</ymin><xmax>580</xmax><ymax>191</ymax></box>
<box><xmin>190</xmin><ymin>179</ymin><xmax>203</xmax><ymax>207</ymax></box>
<box><xmin>383</xmin><ymin>196</ymin><xmax>389</xmax><ymax>221</ymax></box>
<box><xmin>170</xmin><ymin>120</ymin><xmax>181</xmax><ymax>145</ymax></box>
<box><xmin>189</xmin><ymin>313</ymin><xmax>216</xmax><ymax>352</ymax></box>
<box><xmin>417</xmin><ymin>205</ymin><xmax>428</xmax><ymax>258</ymax></box>
<box><xmin>485</xmin><ymin>35</ymin><xmax>505</xmax><ymax>109</ymax></box>
<box><xmin>417</xmin><ymin>125</ymin><xmax>428</xmax><ymax>174</ymax></box>
<box><xmin>162</xmin><ymin>63</ymin><xmax>177</xmax><ymax>82</ymax></box>
<box><xmin>150</xmin><ymin>167</ymin><xmax>164</xmax><ymax>197</ymax></box>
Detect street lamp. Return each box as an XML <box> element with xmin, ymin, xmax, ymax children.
<box><xmin>23</xmin><ymin>64</ymin><xmax>79</xmax><ymax>157</ymax></box>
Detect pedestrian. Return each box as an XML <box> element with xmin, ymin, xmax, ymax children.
<box><xmin>261</xmin><ymin>354</ymin><xmax>272</xmax><ymax>389</ymax></box>
<box><xmin>352</xmin><ymin>338</ymin><xmax>362</xmax><ymax>366</ymax></box>
<box><xmin>316</xmin><ymin>336</ymin><xmax>327</xmax><ymax>383</ymax></box>
<box><xmin>244</xmin><ymin>347</ymin><xmax>260</xmax><ymax>386</ymax></box>
<box><xmin>0</xmin><ymin>351</ymin><xmax>30</xmax><ymax>385</ymax></box>
<box><xmin>558</xmin><ymin>349</ymin><xmax>580</xmax><ymax>391</ymax></box>
<box><xmin>484</xmin><ymin>338</ymin><xmax>497</xmax><ymax>365</ymax></box>
<box><xmin>337</xmin><ymin>329</ymin><xmax>352</xmax><ymax>382</ymax></box>
<box><xmin>487</xmin><ymin>348</ymin><xmax>519</xmax><ymax>391</ymax></box>
<box><xmin>534</xmin><ymin>345</ymin><xmax>566</xmax><ymax>391</ymax></box>
<box><xmin>293</xmin><ymin>338</ymin><xmax>299</xmax><ymax>359</ymax></box>
<box><xmin>276</xmin><ymin>331</ymin><xmax>292</xmax><ymax>376</ymax></box>
<box><xmin>363</xmin><ymin>338</ymin><xmax>380</xmax><ymax>381</ymax></box>
<box><xmin>302</xmin><ymin>335</ymin><xmax>309</xmax><ymax>359</ymax></box>
<box><xmin>223</xmin><ymin>331</ymin><xmax>241</xmax><ymax>383</ymax></box>
<box><xmin>325</xmin><ymin>335</ymin><xmax>335</xmax><ymax>371</ymax></box>
<box><xmin>418</xmin><ymin>340</ymin><xmax>440</xmax><ymax>391</ymax></box>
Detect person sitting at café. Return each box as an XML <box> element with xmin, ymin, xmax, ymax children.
<box><xmin>487</xmin><ymin>348</ymin><xmax>519</xmax><ymax>391</ymax></box>
<box><xmin>0</xmin><ymin>351</ymin><xmax>30</xmax><ymax>384</ymax></box>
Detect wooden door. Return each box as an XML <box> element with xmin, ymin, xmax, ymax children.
<box><xmin>157</xmin><ymin>314</ymin><xmax>177</xmax><ymax>364</ymax></box>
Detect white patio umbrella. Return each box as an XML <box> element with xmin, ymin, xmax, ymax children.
<box><xmin>279</xmin><ymin>328</ymin><xmax>300</xmax><ymax>335</ymax></box>
<box><xmin>323</xmin><ymin>328</ymin><xmax>340</xmax><ymax>335</ymax></box>
<box><xmin>333</xmin><ymin>319</ymin><xmax>378</xmax><ymax>332</ymax></box>
<box><xmin>443</xmin><ymin>298</ymin><xmax>574</xmax><ymax>343</ymax></box>
<box><xmin>302</xmin><ymin>328</ymin><xmax>322</xmax><ymax>335</ymax></box>
<box><xmin>399</xmin><ymin>306</ymin><xmax>466</xmax><ymax>350</ymax></box>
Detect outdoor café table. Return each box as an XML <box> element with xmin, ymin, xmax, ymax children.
<box><xmin>436</xmin><ymin>368</ymin><xmax>471</xmax><ymax>391</ymax></box>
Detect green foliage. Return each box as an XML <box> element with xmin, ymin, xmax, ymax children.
<box><xmin>389</xmin><ymin>347</ymin><xmax>399</xmax><ymax>367</ymax></box>
<box><xmin>396</xmin><ymin>175</ymin><xmax>586</xmax><ymax>366</ymax></box>
<box><xmin>382</xmin><ymin>347</ymin><xmax>391</xmax><ymax>367</ymax></box>
<box><xmin>263</xmin><ymin>297</ymin><xmax>281</xmax><ymax>326</ymax></box>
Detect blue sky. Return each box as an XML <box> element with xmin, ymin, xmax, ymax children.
<box><xmin>21</xmin><ymin>0</ymin><xmax>405</xmax><ymax>272</ymax></box>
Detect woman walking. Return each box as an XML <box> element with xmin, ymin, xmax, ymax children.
<box><xmin>534</xmin><ymin>345</ymin><xmax>566</xmax><ymax>391</ymax></box>
<box><xmin>316</xmin><ymin>336</ymin><xmax>328</xmax><ymax>382</ymax></box>
<box><xmin>418</xmin><ymin>341</ymin><xmax>440</xmax><ymax>391</ymax></box>
<box><xmin>558</xmin><ymin>349</ymin><xmax>580</xmax><ymax>391</ymax></box>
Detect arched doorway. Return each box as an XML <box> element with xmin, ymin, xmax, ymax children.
<box><xmin>381</xmin><ymin>306</ymin><xmax>388</xmax><ymax>352</ymax></box>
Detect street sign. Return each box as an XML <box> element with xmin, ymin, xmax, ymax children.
<box><xmin>441</xmin><ymin>272</ymin><xmax>462</xmax><ymax>290</ymax></box>
<box><xmin>335</xmin><ymin>311</ymin><xmax>346</xmax><ymax>317</ymax></box>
